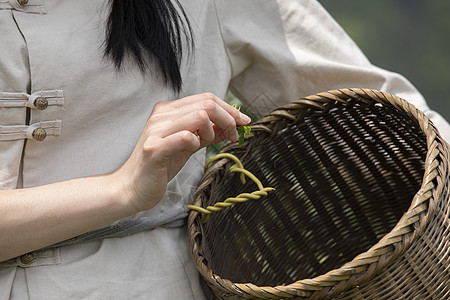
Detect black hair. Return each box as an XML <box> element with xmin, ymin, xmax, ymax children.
<box><xmin>104</xmin><ymin>0</ymin><xmax>194</xmax><ymax>93</ymax></box>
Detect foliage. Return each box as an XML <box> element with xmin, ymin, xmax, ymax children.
<box><xmin>319</xmin><ymin>0</ymin><xmax>450</xmax><ymax>120</ymax></box>
<box><xmin>206</xmin><ymin>91</ymin><xmax>257</xmax><ymax>159</ymax></box>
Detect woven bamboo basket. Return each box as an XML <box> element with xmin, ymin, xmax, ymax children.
<box><xmin>187</xmin><ymin>88</ymin><xmax>450</xmax><ymax>299</ymax></box>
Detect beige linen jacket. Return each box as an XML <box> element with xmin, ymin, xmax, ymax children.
<box><xmin>1</xmin><ymin>0</ymin><xmax>449</xmax><ymax>298</ymax></box>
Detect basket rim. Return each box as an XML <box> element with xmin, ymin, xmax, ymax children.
<box><xmin>187</xmin><ymin>88</ymin><xmax>450</xmax><ymax>299</ymax></box>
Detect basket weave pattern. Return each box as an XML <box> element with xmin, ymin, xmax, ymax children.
<box><xmin>187</xmin><ymin>89</ymin><xmax>450</xmax><ymax>299</ymax></box>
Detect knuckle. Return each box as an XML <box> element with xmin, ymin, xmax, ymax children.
<box><xmin>201</xmin><ymin>99</ymin><xmax>217</xmax><ymax>113</ymax></box>
<box><xmin>180</xmin><ymin>131</ymin><xmax>197</xmax><ymax>146</ymax></box>
<box><xmin>143</xmin><ymin>142</ymin><xmax>158</xmax><ymax>156</ymax></box>
<box><xmin>194</xmin><ymin>110</ymin><xmax>210</xmax><ymax>123</ymax></box>
<box><xmin>152</xmin><ymin>101</ymin><xmax>167</xmax><ymax>112</ymax></box>
<box><xmin>148</xmin><ymin>112</ymin><xmax>165</xmax><ymax>124</ymax></box>
<box><xmin>201</xmin><ymin>92</ymin><xmax>216</xmax><ymax>101</ymax></box>
<box><xmin>224</xmin><ymin>118</ymin><xmax>236</xmax><ymax>132</ymax></box>
<box><xmin>179</xmin><ymin>131</ymin><xmax>191</xmax><ymax>142</ymax></box>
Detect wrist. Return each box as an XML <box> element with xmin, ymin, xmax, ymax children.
<box><xmin>104</xmin><ymin>169</ymin><xmax>141</xmax><ymax>216</ymax></box>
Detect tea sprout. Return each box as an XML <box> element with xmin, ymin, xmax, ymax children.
<box><xmin>233</xmin><ymin>104</ymin><xmax>251</xmax><ymax>146</ymax></box>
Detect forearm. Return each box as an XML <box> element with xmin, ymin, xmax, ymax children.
<box><xmin>0</xmin><ymin>92</ymin><xmax>249</xmax><ymax>262</ymax></box>
<box><xmin>0</xmin><ymin>172</ymin><xmax>135</xmax><ymax>262</ymax></box>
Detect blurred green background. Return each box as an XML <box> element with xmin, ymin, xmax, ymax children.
<box><xmin>211</xmin><ymin>1</ymin><xmax>450</xmax><ymax>158</ymax></box>
<box><xmin>319</xmin><ymin>0</ymin><xmax>450</xmax><ymax>121</ymax></box>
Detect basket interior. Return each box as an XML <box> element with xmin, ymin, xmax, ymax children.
<box><xmin>201</xmin><ymin>99</ymin><xmax>427</xmax><ymax>287</ymax></box>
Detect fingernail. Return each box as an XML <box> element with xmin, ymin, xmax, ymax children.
<box><xmin>240</xmin><ymin>112</ymin><xmax>251</xmax><ymax>124</ymax></box>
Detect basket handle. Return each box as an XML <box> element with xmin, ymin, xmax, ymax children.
<box><xmin>187</xmin><ymin>153</ymin><xmax>275</xmax><ymax>223</ymax></box>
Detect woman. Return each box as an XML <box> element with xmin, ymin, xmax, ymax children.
<box><xmin>1</xmin><ymin>0</ymin><xmax>448</xmax><ymax>299</ymax></box>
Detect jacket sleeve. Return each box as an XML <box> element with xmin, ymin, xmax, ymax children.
<box><xmin>214</xmin><ymin>0</ymin><xmax>450</xmax><ymax>142</ymax></box>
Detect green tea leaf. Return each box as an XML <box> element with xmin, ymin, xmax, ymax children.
<box><xmin>233</xmin><ymin>104</ymin><xmax>251</xmax><ymax>146</ymax></box>
<box><xmin>244</xmin><ymin>126</ymin><xmax>251</xmax><ymax>136</ymax></box>
<box><xmin>237</xmin><ymin>125</ymin><xmax>251</xmax><ymax>146</ymax></box>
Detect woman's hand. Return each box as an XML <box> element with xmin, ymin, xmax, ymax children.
<box><xmin>114</xmin><ymin>93</ymin><xmax>251</xmax><ymax>213</ymax></box>
<box><xmin>0</xmin><ymin>92</ymin><xmax>250</xmax><ymax>260</ymax></box>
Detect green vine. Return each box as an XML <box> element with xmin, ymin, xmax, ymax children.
<box><xmin>187</xmin><ymin>153</ymin><xmax>275</xmax><ymax>223</ymax></box>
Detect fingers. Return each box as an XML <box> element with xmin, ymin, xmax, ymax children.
<box><xmin>154</xmin><ymin>93</ymin><xmax>251</xmax><ymax>126</ymax></box>
<box><xmin>149</xmin><ymin>93</ymin><xmax>251</xmax><ymax>144</ymax></box>
<box><xmin>143</xmin><ymin>131</ymin><xmax>200</xmax><ymax>160</ymax></box>
<box><xmin>123</xmin><ymin>93</ymin><xmax>251</xmax><ymax>210</ymax></box>
<box><xmin>160</xmin><ymin>107</ymin><xmax>238</xmax><ymax>144</ymax></box>
<box><xmin>124</xmin><ymin>93</ymin><xmax>251</xmax><ymax>213</ymax></box>
<box><xmin>150</xmin><ymin>110</ymin><xmax>233</xmax><ymax>147</ymax></box>
<box><xmin>194</xmin><ymin>111</ymin><xmax>217</xmax><ymax>145</ymax></box>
